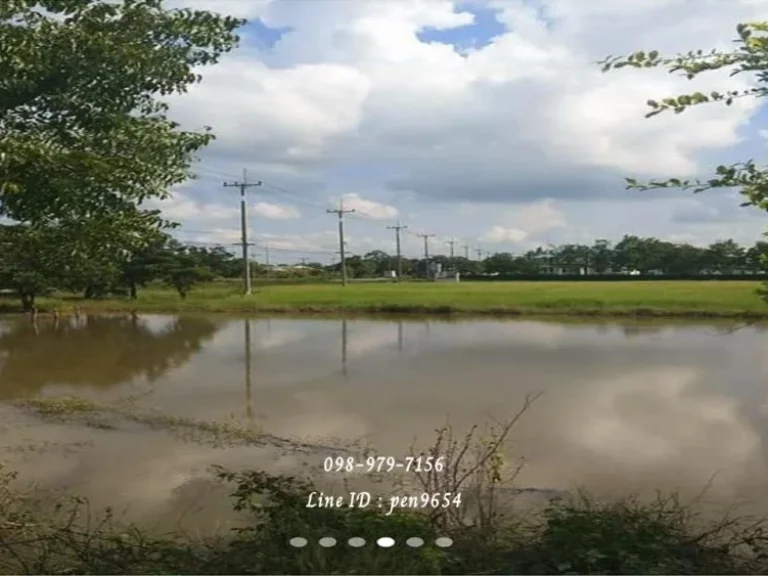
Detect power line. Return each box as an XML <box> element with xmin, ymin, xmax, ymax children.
<box><xmin>223</xmin><ymin>169</ymin><xmax>262</xmax><ymax>295</ymax></box>
<box><xmin>169</xmin><ymin>171</ymin><xmax>505</xmax><ymax>263</ymax></box>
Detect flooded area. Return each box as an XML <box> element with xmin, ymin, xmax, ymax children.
<box><xmin>1</xmin><ymin>314</ymin><xmax>767</xmax><ymax>530</ymax></box>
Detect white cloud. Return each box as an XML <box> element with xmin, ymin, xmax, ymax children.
<box><xmin>481</xmin><ymin>199</ymin><xmax>567</xmax><ymax>244</ymax></box>
<box><xmin>339</xmin><ymin>193</ymin><xmax>398</xmax><ymax>220</ymax></box>
<box><xmin>149</xmin><ymin>193</ymin><xmax>238</xmax><ymax>221</ymax></box>
<box><xmin>193</xmin><ymin>228</ymin><xmax>241</xmax><ymax>245</ymax></box>
<box><xmin>252</xmin><ymin>201</ymin><xmax>301</xmax><ymax>220</ymax></box>
<box><xmin>482</xmin><ymin>226</ymin><xmax>528</xmax><ymax>243</ymax></box>
<box><xmin>159</xmin><ymin>0</ymin><xmax>768</xmax><ymax>260</ymax></box>
<box><xmin>255</xmin><ymin>231</ymin><xmax>338</xmax><ymax>252</ymax></box>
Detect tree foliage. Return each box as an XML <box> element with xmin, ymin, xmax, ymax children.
<box><xmin>0</xmin><ymin>224</ymin><xmax>65</xmax><ymax>309</ymax></box>
<box><xmin>599</xmin><ymin>22</ymin><xmax>768</xmax><ymax>213</ymax></box>
<box><xmin>161</xmin><ymin>243</ymin><xmax>214</xmax><ymax>299</ymax></box>
<box><xmin>0</xmin><ymin>0</ymin><xmax>244</xmax><ymax>226</ymax></box>
<box><xmin>599</xmin><ymin>21</ymin><xmax>768</xmax><ymax>300</ymax></box>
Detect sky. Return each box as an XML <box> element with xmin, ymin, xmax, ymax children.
<box><xmin>154</xmin><ymin>0</ymin><xmax>768</xmax><ymax>264</ymax></box>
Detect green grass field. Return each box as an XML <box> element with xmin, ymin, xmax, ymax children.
<box><xmin>6</xmin><ymin>280</ymin><xmax>767</xmax><ymax>318</ymax></box>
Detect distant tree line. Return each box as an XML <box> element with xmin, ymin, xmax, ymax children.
<box><xmin>2</xmin><ymin>226</ymin><xmax>767</xmax><ymax>309</ymax></box>
<box><xmin>333</xmin><ymin>236</ymin><xmax>768</xmax><ymax>278</ymax></box>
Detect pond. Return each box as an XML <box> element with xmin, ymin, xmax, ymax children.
<box><xmin>0</xmin><ymin>314</ymin><xmax>767</xmax><ymax>530</ymax></box>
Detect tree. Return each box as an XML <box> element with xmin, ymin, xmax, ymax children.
<box><xmin>704</xmin><ymin>239</ymin><xmax>746</xmax><ymax>274</ymax></box>
<box><xmin>746</xmin><ymin>241</ymin><xmax>768</xmax><ymax>273</ymax></box>
<box><xmin>162</xmin><ymin>247</ymin><xmax>213</xmax><ymax>299</ymax></box>
<box><xmin>659</xmin><ymin>242</ymin><xmax>705</xmax><ymax>275</ymax></box>
<box><xmin>362</xmin><ymin>250</ymin><xmax>392</xmax><ymax>276</ymax></box>
<box><xmin>600</xmin><ymin>22</ymin><xmax>768</xmax><ymax>295</ymax></box>
<box><xmin>1</xmin><ymin>0</ymin><xmax>244</xmax><ymax>230</ymax></box>
<box><xmin>0</xmin><ymin>224</ymin><xmax>63</xmax><ymax>309</ymax></box>
<box><xmin>188</xmin><ymin>245</ymin><xmax>242</xmax><ymax>279</ymax></box>
<box><xmin>589</xmin><ymin>240</ymin><xmax>613</xmax><ymax>274</ymax></box>
<box><xmin>121</xmin><ymin>233</ymin><xmax>174</xmax><ymax>299</ymax></box>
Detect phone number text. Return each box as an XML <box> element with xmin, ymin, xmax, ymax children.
<box><xmin>323</xmin><ymin>455</ymin><xmax>445</xmax><ymax>473</ymax></box>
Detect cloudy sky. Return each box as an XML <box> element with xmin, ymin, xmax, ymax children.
<box><xmin>155</xmin><ymin>0</ymin><xmax>768</xmax><ymax>264</ymax></box>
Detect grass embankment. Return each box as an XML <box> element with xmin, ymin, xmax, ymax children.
<box><xmin>2</xmin><ymin>396</ymin><xmax>768</xmax><ymax>574</ymax></box>
<box><xmin>6</xmin><ymin>280</ymin><xmax>768</xmax><ymax>319</ymax></box>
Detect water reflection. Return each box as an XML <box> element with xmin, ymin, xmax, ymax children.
<box><xmin>244</xmin><ymin>319</ymin><xmax>253</xmax><ymax>423</ymax></box>
<box><xmin>621</xmin><ymin>325</ymin><xmax>666</xmax><ymax>338</ymax></box>
<box><xmin>0</xmin><ymin>315</ymin><xmax>221</xmax><ymax>398</ymax></box>
<box><xmin>341</xmin><ymin>318</ymin><xmax>348</xmax><ymax>377</ymax></box>
<box><xmin>336</xmin><ymin>319</ymin><xmax>407</xmax><ymax>376</ymax></box>
<box><xmin>2</xmin><ymin>315</ymin><xmax>768</xmax><ymax>515</ymax></box>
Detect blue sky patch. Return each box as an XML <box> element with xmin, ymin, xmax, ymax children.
<box><xmin>240</xmin><ymin>18</ymin><xmax>292</xmax><ymax>51</ymax></box>
<box><xmin>417</xmin><ymin>2</ymin><xmax>507</xmax><ymax>53</ymax></box>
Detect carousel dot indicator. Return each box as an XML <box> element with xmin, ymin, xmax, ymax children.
<box><xmin>405</xmin><ymin>537</ymin><xmax>425</xmax><ymax>548</ymax></box>
<box><xmin>289</xmin><ymin>537</ymin><xmax>308</xmax><ymax>548</ymax></box>
<box><xmin>377</xmin><ymin>537</ymin><xmax>395</xmax><ymax>548</ymax></box>
<box><xmin>319</xmin><ymin>537</ymin><xmax>337</xmax><ymax>548</ymax></box>
<box><xmin>348</xmin><ymin>537</ymin><xmax>366</xmax><ymax>548</ymax></box>
<box><xmin>435</xmin><ymin>537</ymin><xmax>453</xmax><ymax>548</ymax></box>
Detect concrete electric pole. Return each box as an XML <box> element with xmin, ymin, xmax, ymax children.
<box><xmin>387</xmin><ymin>221</ymin><xmax>408</xmax><ymax>282</ymax></box>
<box><xmin>223</xmin><ymin>169</ymin><xmax>262</xmax><ymax>295</ymax></box>
<box><xmin>446</xmin><ymin>238</ymin><xmax>456</xmax><ymax>258</ymax></box>
<box><xmin>327</xmin><ymin>200</ymin><xmax>355</xmax><ymax>286</ymax></box>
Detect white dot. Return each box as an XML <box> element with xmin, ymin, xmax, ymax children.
<box><xmin>348</xmin><ymin>537</ymin><xmax>366</xmax><ymax>547</ymax></box>
<box><xmin>377</xmin><ymin>537</ymin><xmax>395</xmax><ymax>548</ymax></box>
<box><xmin>406</xmin><ymin>537</ymin><xmax>424</xmax><ymax>547</ymax></box>
<box><xmin>319</xmin><ymin>537</ymin><xmax>336</xmax><ymax>548</ymax></box>
<box><xmin>289</xmin><ymin>537</ymin><xmax>308</xmax><ymax>548</ymax></box>
<box><xmin>435</xmin><ymin>537</ymin><xmax>453</xmax><ymax>548</ymax></box>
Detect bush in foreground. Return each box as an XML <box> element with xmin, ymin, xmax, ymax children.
<box><xmin>2</xmin><ymin>463</ymin><xmax>768</xmax><ymax>574</ymax></box>
<box><xmin>3</xmin><ymin>396</ymin><xmax>768</xmax><ymax>574</ymax></box>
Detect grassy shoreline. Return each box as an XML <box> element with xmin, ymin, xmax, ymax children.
<box><xmin>1</xmin><ymin>280</ymin><xmax>767</xmax><ymax>319</ymax></box>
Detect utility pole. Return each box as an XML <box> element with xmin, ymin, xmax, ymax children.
<box><xmin>327</xmin><ymin>201</ymin><xmax>355</xmax><ymax>286</ymax></box>
<box><xmin>387</xmin><ymin>221</ymin><xmax>408</xmax><ymax>281</ymax></box>
<box><xmin>446</xmin><ymin>238</ymin><xmax>456</xmax><ymax>258</ymax></box>
<box><xmin>264</xmin><ymin>242</ymin><xmax>271</xmax><ymax>278</ymax></box>
<box><xmin>231</xmin><ymin>241</ymin><xmax>255</xmax><ymax>282</ymax></box>
<box><xmin>417</xmin><ymin>233</ymin><xmax>435</xmax><ymax>260</ymax></box>
<box><xmin>476</xmin><ymin>248</ymin><xmax>484</xmax><ymax>260</ymax></box>
<box><xmin>463</xmin><ymin>244</ymin><xmax>470</xmax><ymax>260</ymax></box>
<box><xmin>417</xmin><ymin>233</ymin><xmax>436</xmax><ymax>280</ymax></box>
<box><xmin>223</xmin><ymin>169</ymin><xmax>262</xmax><ymax>295</ymax></box>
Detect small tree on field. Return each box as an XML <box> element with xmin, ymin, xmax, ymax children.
<box><xmin>600</xmin><ymin>22</ymin><xmax>768</xmax><ymax>299</ymax></box>
<box><xmin>162</xmin><ymin>251</ymin><xmax>213</xmax><ymax>299</ymax></box>
<box><xmin>0</xmin><ymin>225</ymin><xmax>60</xmax><ymax>310</ymax></box>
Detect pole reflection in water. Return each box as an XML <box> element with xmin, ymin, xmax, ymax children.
<box><xmin>397</xmin><ymin>320</ymin><xmax>403</xmax><ymax>353</ymax></box>
<box><xmin>244</xmin><ymin>319</ymin><xmax>253</xmax><ymax>423</ymax></box>
<box><xmin>341</xmin><ymin>318</ymin><xmax>348</xmax><ymax>377</ymax></box>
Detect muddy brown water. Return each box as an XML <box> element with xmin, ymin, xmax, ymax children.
<box><xmin>0</xmin><ymin>314</ymin><xmax>767</xmax><ymax>532</ymax></box>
